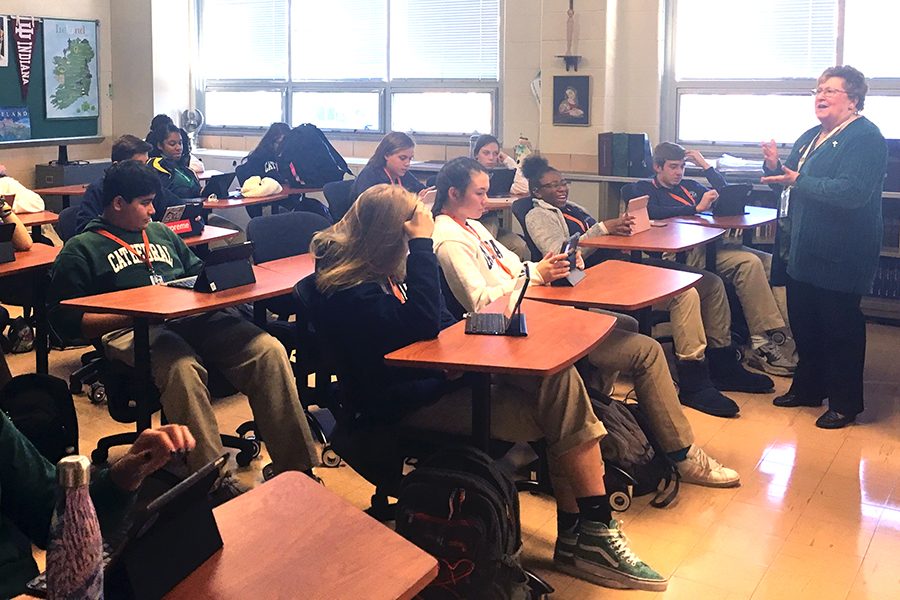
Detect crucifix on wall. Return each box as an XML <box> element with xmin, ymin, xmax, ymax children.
<box><xmin>556</xmin><ymin>0</ymin><xmax>581</xmax><ymax>71</ymax></box>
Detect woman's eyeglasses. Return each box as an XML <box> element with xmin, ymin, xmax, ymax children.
<box><xmin>540</xmin><ymin>180</ymin><xmax>569</xmax><ymax>189</ymax></box>
<box><xmin>811</xmin><ymin>88</ymin><xmax>848</xmax><ymax>98</ymax></box>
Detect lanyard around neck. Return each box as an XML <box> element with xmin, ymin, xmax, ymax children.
<box><xmin>387</xmin><ymin>276</ymin><xmax>407</xmax><ymax>304</ymax></box>
<box><xmin>652</xmin><ymin>178</ymin><xmax>696</xmax><ymax>207</ymax></box>
<box><xmin>798</xmin><ymin>115</ymin><xmax>859</xmax><ymax>172</ymax></box>
<box><xmin>96</xmin><ymin>229</ymin><xmax>155</xmax><ymax>274</ymax></box>
<box><xmin>562</xmin><ymin>212</ymin><xmax>588</xmax><ymax>233</ymax></box>
<box><xmin>452</xmin><ymin>217</ymin><xmax>514</xmax><ymax>278</ymax></box>
<box><xmin>383</xmin><ymin>168</ymin><xmax>401</xmax><ymax>186</ymax></box>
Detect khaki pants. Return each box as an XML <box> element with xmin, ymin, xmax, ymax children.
<box><xmin>402</xmin><ymin>366</ymin><xmax>606</xmax><ymax>496</ymax></box>
<box><xmin>587</xmin><ymin>329</ymin><xmax>694</xmax><ymax>453</ymax></box>
<box><xmin>686</xmin><ymin>242</ymin><xmax>785</xmax><ymax>335</ymax></box>
<box><xmin>661</xmin><ymin>287</ymin><xmax>706</xmax><ymax>361</ymax></box>
<box><xmin>103</xmin><ymin>309</ymin><xmax>319</xmax><ymax>473</ymax></box>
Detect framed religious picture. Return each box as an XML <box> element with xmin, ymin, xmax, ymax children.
<box><xmin>43</xmin><ymin>19</ymin><xmax>99</xmax><ymax>119</ymax></box>
<box><xmin>553</xmin><ymin>75</ymin><xmax>590</xmax><ymax>126</ymax></box>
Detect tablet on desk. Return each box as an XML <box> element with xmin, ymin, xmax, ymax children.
<box><xmin>712</xmin><ymin>184</ymin><xmax>752</xmax><ymax>216</ymax></box>
<box><xmin>625</xmin><ymin>195</ymin><xmax>651</xmax><ymax>235</ymax></box>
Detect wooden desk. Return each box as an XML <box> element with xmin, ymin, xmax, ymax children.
<box><xmin>32</xmin><ymin>184</ymin><xmax>89</xmax><ymax>209</ymax></box>
<box><xmin>0</xmin><ymin>244</ymin><xmax>61</xmax><ymax>374</ymax></box>
<box><xmin>202</xmin><ymin>186</ymin><xmax>324</xmax><ymax>210</ymax></box>
<box><xmin>385</xmin><ymin>299</ymin><xmax>615</xmax><ymax>450</ymax></box>
<box><xmin>579</xmin><ymin>221</ymin><xmax>726</xmax><ymax>272</ymax></box>
<box><xmin>18</xmin><ymin>211</ymin><xmax>59</xmax><ymax>238</ymax></box>
<box><xmin>666</xmin><ymin>205</ymin><xmax>778</xmax><ymax>246</ymax></box>
<box><xmin>197</xmin><ymin>169</ymin><xmax>225</xmax><ymax>181</ymax></box>
<box><xmin>525</xmin><ymin>260</ymin><xmax>701</xmax><ymax>335</ymax></box>
<box><xmin>256</xmin><ymin>253</ymin><xmax>315</xmax><ymax>279</ymax></box>
<box><xmin>61</xmin><ymin>266</ymin><xmax>299</xmax><ymax>431</ymax></box>
<box><xmin>165</xmin><ymin>472</ymin><xmax>438</xmax><ymax>600</ymax></box>
<box><xmin>484</xmin><ymin>193</ymin><xmax>528</xmax><ymax>212</ymax></box>
<box><xmin>181</xmin><ymin>225</ymin><xmax>240</xmax><ymax>248</ymax></box>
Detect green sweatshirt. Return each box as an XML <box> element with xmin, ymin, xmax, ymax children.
<box><xmin>0</xmin><ymin>411</ymin><xmax>131</xmax><ymax>598</ymax></box>
<box><xmin>48</xmin><ymin>218</ymin><xmax>203</xmax><ymax>344</ymax></box>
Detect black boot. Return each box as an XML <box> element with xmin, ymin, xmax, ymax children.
<box><xmin>676</xmin><ymin>359</ymin><xmax>740</xmax><ymax>417</ymax></box>
<box><xmin>707</xmin><ymin>346</ymin><xmax>774</xmax><ymax>393</ymax></box>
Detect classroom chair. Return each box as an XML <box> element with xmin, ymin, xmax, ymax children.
<box><xmin>322</xmin><ymin>180</ymin><xmax>355</xmax><ymax>222</ymax></box>
<box><xmin>511</xmin><ymin>196</ymin><xmax>542</xmax><ymax>261</ymax></box>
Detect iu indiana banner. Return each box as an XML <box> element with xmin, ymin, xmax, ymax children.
<box><xmin>12</xmin><ymin>17</ymin><xmax>38</xmax><ymax>101</ymax></box>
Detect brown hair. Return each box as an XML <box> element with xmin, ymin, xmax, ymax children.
<box><xmin>652</xmin><ymin>142</ymin><xmax>686</xmax><ymax>168</ymax></box>
<box><xmin>819</xmin><ymin>65</ymin><xmax>868</xmax><ymax>111</ymax></box>
<box><xmin>365</xmin><ymin>131</ymin><xmax>416</xmax><ymax>170</ymax></box>
<box><xmin>311</xmin><ymin>184</ymin><xmax>417</xmax><ymax>296</ymax></box>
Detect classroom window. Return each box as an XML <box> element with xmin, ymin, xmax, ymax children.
<box><xmin>205</xmin><ymin>91</ymin><xmax>284</xmax><ymax>128</ymax></box>
<box><xmin>196</xmin><ymin>0</ymin><xmax>500</xmax><ymax>137</ymax></box>
<box><xmin>665</xmin><ymin>0</ymin><xmax>900</xmax><ymax>148</ymax></box>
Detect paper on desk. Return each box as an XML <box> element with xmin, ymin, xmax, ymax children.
<box><xmin>715</xmin><ymin>154</ymin><xmax>764</xmax><ymax>172</ymax></box>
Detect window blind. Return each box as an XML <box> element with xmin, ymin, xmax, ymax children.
<box><xmin>199</xmin><ymin>0</ymin><xmax>289</xmax><ymax>79</ymax></box>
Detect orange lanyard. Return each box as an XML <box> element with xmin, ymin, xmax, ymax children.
<box><xmin>96</xmin><ymin>229</ymin><xmax>156</xmax><ymax>275</ymax></box>
<box><xmin>383</xmin><ymin>168</ymin><xmax>401</xmax><ymax>186</ymax></box>
<box><xmin>652</xmin><ymin>179</ymin><xmax>696</xmax><ymax>207</ymax></box>
<box><xmin>562</xmin><ymin>212</ymin><xmax>588</xmax><ymax>233</ymax></box>
<box><xmin>387</xmin><ymin>277</ymin><xmax>407</xmax><ymax>304</ymax></box>
<box><xmin>454</xmin><ymin>218</ymin><xmax>514</xmax><ymax>278</ymax></box>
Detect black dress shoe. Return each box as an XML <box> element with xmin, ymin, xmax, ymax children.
<box><xmin>815</xmin><ymin>409</ymin><xmax>856</xmax><ymax>429</ymax></box>
<box><xmin>772</xmin><ymin>392</ymin><xmax>824</xmax><ymax>408</ymax></box>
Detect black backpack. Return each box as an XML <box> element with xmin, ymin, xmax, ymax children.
<box><xmin>0</xmin><ymin>373</ymin><xmax>79</xmax><ymax>463</ymax></box>
<box><xmin>278</xmin><ymin>123</ymin><xmax>352</xmax><ymax>188</ymax></box>
<box><xmin>590</xmin><ymin>392</ymin><xmax>680</xmax><ymax>509</ymax></box>
<box><xmin>396</xmin><ymin>447</ymin><xmax>530</xmax><ymax>600</ymax></box>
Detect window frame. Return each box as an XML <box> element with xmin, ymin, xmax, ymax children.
<box><xmin>192</xmin><ymin>0</ymin><xmax>502</xmax><ymax>144</ymax></box>
<box><xmin>662</xmin><ymin>0</ymin><xmax>900</xmax><ymax>153</ymax></box>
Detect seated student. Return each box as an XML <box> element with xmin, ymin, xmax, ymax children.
<box><xmin>0</xmin><ymin>164</ymin><xmax>46</xmax><ymax>214</ymax></box>
<box><xmin>146</xmin><ymin>113</ymin><xmax>204</xmax><ymax>175</ymax></box>
<box><xmin>470</xmin><ymin>134</ymin><xmax>530</xmax><ymax>261</ymax></box>
<box><xmin>0</xmin><ymin>415</ymin><xmax>195</xmax><ymax>598</ymax></box>
<box><xmin>351</xmin><ymin>132</ymin><xmax>428</xmax><ymax>199</ymax></box>
<box><xmin>76</xmin><ymin>135</ymin><xmax>157</xmax><ymax>234</ymax></box>
<box><xmin>236</xmin><ymin>122</ymin><xmax>305</xmax><ymax>218</ymax></box>
<box><xmin>147</xmin><ymin>122</ymin><xmax>202</xmax><ymax>200</ymax></box>
<box><xmin>432</xmin><ymin>158</ymin><xmax>739</xmax><ymax>486</ymax></box>
<box><xmin>520</xmin><ymin>155</ymin><xmax>772</xmax><ymax>408</ymax></box>
<box><xmin>309</xmin><ymin>183</ymin><xmax>666</xmax><ymax>591</ymax></box>
<box><xmin>0</xmin><ymin>195</ymin><xmax>38</xmax><ymax>348</ymax></box>
<box><xmin>629</xmin><ymin>143</ymin><xmax>796</xmax><ymax>377</ymax></box>
<box><xmin>48</xmin><ymin>161</ymin><xmax>319</xmax><ymax>497</ymax></box>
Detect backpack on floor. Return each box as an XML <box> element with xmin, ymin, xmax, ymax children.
<box><xmin>278</xmin><ymin>123</ymin><xmax>352</xmax><ymax>188</ymax></box>
<box><xmin>0</xmin><ymin>373</ymin><xmax>79</xmax><ymax>463</ymax></box>
<box><xmin>396</xmin><ymin>446</ymin><xmax>530</xmax><ymax>600</ymax></box>
<box><xmin>589</xmin><ymin>391</ymin><xmax>680</xmax><ymax>508</ymax></box>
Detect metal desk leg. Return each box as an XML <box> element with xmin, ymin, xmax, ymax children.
<box><xmin>630</xmin><ymin>250</ymin><xmax>643</xmax><ymax>263</ymax></box>
<box><xmin>133</xmin><ymin>318</ymin><xmax>153</xmax><ymax>432</ymax></box>
<box><xmin>253</xmin><ymin>302</ymin><xmax>267</xmax><ymax>327</ymax></box>
<box><xmin>61</xmin><ymin>194</ymin><xmax>71</xmax><ymax>210</ymax></box>
<box><xmin>705</xmin><ymin>243</ymin><xmax>718</xmax><ymax>273</ymax></box>
<box><xmin>637</xmin><ymin>307</ymin><xmax>653</xmax><ymax>336</ymax></box>
<box><xmin>33</xmin><ymin>274</ymin><xmax>49</xmax><ymax>374</ymax></box>
<box><xmin>472</xmin><ymin>373</ymin><xmax>491</xmax><ymax>452</ymax></box>
<box><xmin>742</xmin><ymin>228</ymin><xmax>754</xmax><ymax>247</ymax></box>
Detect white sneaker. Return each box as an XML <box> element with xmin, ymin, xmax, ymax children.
<box><xmin>677</xmin><ymin>446</ymin><xmax>740</xmax><ymax>488</ymax></box>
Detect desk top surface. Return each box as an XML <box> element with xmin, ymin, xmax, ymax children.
<box><xmin>181</xmin><ymin>225</ymin><xmax>240</xmax><ymax>247</ymax></box>
<box><xmin>666</xmin><ymin>205</ymin><xmax>778</xmax><ymax>230</ymax></box>
<box><xmin>164</xmin><ymin>472</ymin><xmax>438</xmax><ymax>600</ymax></box>
<box><xmin>256</xmin><ymin>253</ymin><xmax>315</xmax><ymax>279</ymax></box>
<box><xmin>385</xmin><ymin>298</ymin><xmax>615</xmax><ymax>376</ymax></box>
<box><xmin>60</xmin><ymin>265</ymin><xmax>296</xmax><ymax>319</ymax></box>
<box><xmin>33</xmin><ymin>183</ymin><xmax>89</xmax><ymax>196</ymax></box>
<box><xmin>18</xmin><ymin>211</ymin><xmax>60</xmax><ymax>227</ymax></box>
<box><xmin>525</xmin><ymin>260</ymin><xmax>702</xmax><ymax>311</ymax></box>
<box><xmin>0</xmin><ymin>244</ymin><xmax>60</xmax><ymax>277</ymax></box>
<box><xmin>578</xmin><ymin>221</ymin><xmax>725</xmax><ymax>253</ymax></box>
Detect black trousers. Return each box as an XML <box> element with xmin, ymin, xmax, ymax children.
<box><xmin>786</xmin><ymin>276</ymin><xmax>866</xmax><ymax>416</ymax></box>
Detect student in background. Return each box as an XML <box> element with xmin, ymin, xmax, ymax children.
<box><xmin>352</xmin><ymin>132</ymin><xmax>428</xmax><ymax>199</ymax></box>
<box><xmin>432</xmin><ymin>158</ymin><xmax>740</xmax><ymax>488</ymax></box>
<box><xmin>146</xmin><ymin>114</ymin><xmax>204</xmax><ymax>175</ymax></box>
<box><xmin>309</xmin><ymin>182</ymin><xmax>667</xmax><ymax>592</ymax></box>
<box><xmin>470</xmin><ymin>134</ymin><xmax>529</xmax><ymax>261</ymax></box>
<box><xmin>0</xmin><ymin>192</ymin><xmax>38</xmax><ymax>352</ymax></box>
<box><xmin>236</xmin><ymin>122</ymin><xmax>300</xmax><ymax>218</ymax></box>
<box><xmin>75</xmin><ymin>135</ymin><xmax>155</xmax><ymax>234</ymax></box>
<box><xmin>148</xmin><ymin>122</ymin><xmax>202</xmax><ymax>200</ymax></box>
<box><xmin>520</xmin><ymin>154</ymin><xmax>773</xmax><ymax>407</ymax></box>
<box><xmin>48</xmin><ymin>161</ymin><xmax>320</xmax><ymax>501</ymax></box>
<box><xmin>628</xmin><ymin>143</ymin><xmax>796</xmax><ymax>377</ymax></box>
<box><xmin>0</xmin><ymin>165</ymin><xmax>45</xmax><ymax>214</ymax></box>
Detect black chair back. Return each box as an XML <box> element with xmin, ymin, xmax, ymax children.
<box><xmin>511</xmin><ymin>197</ymin><xmax>542</xmax><ymax>261</ymax></box>
<box><xmin>323</xmin><ymin>180</ymin><xmax>355</xmax><ymax>222</ymax></box>
<box><xmin>620</xmin><ymin>182</ymin><xmax>643</xmax><ymax>209</ymax></box>
<box><xmin>57</xmin><ymin>206</ymin><xmax>80</xmax><ymax>243</ymax></box>
<box><xmin>247</xmin><ymin>211</ymin><xmax>331</xmax><ymax>264</ymax></box>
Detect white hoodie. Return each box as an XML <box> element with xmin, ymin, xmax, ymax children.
<box><xmin>0</xmin><ymin>175</ymin><xmax>46</xmax><ymax>213</ymax></box>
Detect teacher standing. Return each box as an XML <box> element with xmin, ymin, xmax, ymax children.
<box><xmin>761</xmin><ymin>65</ymin><xmax>887</xmax><ymax>429</ymax></box>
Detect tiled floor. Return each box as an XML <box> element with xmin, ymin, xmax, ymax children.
<box><xmin>13</xmin><ymin>322</ymin><xmax>900</xmax><ymax>599</ymax></box>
